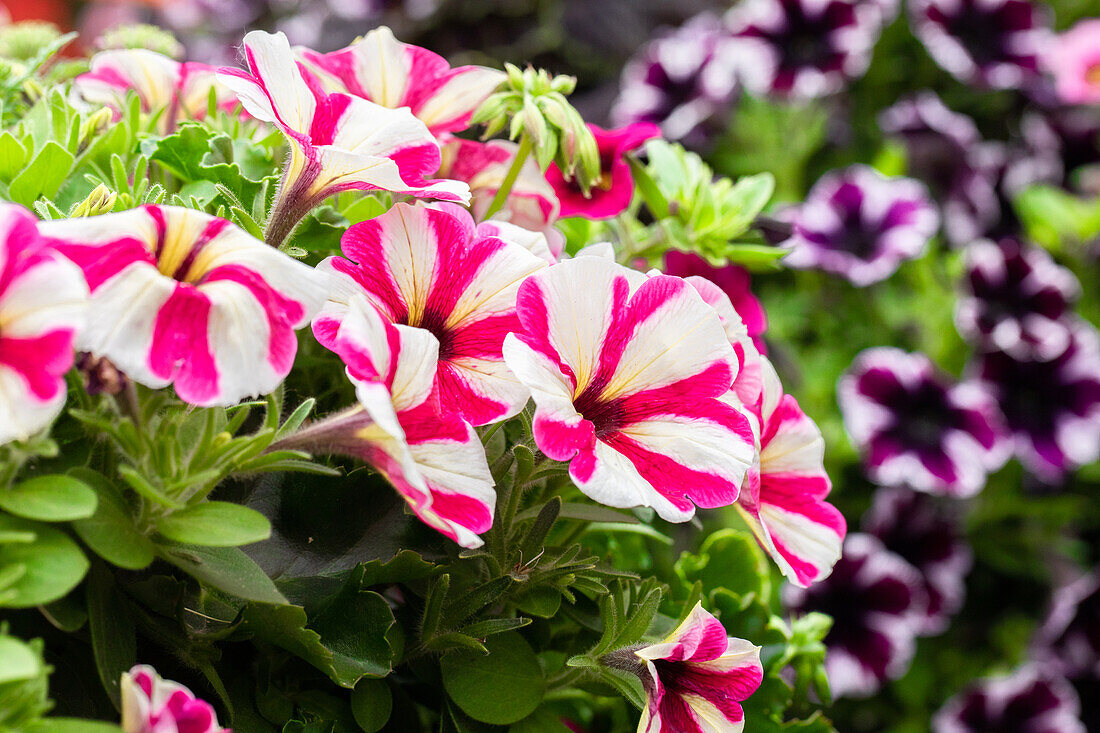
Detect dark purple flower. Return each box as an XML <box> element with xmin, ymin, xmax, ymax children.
<box><xmin>839</xmin><ymin>348</ymin><xmax>1009</xmax><ymax>497</ymax></box>
<box><xmin>976</xmin><ymin>322</ymin><xmax>1100</xmax><ymax>480</ymax></box>
<box><xmin>1006</xmin><ymin>108</ymin><xmax>1100</xmax><ymax>197</ymax></box>
<box><xmin>725</xmin><ymin>0</ymin><xmax>892</xmax><ymax>98</ymax></box>
<box><xmin>880</xmin><ymin>93</ymin><xmax>1006</xmax><ymax>246</ymax></box>
<box><xmin>933</xmin><ymin>665</ymin><xmax>1086</xmax><ymax>733</ymax></box>
<box><xmin>909</xmin><ymin>0</ymin><xmax>1053</xmax><ymax>90</ymax></box>
<box><xmin>863</xmin><ymin>487</ymin><xmax>972</xmax><ymax>635</ymax></box>
<box><xmin>956</xmin><ymin>238</ymin><xmax>1080</xmax><ymax>361</ymax></box>
<box><xmin>785</xmin><ymin>533</ymin><xmax>927</xmax><ymax>698</ymax></box>
<box><xmin>782</xmin><ymin>165</ymin><xmax>939</xmax><ymax>285</ymax></box>
<box><xmin>1035</xmin><ymin>570</ymin><xmax>1100</xmax><ymax>679</ymax></box>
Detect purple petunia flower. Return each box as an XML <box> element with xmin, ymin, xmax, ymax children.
<box><xmin>863</xmin><ymin>487</ymin><xmax>972</xmax><ymax>635</ymax></box>
<box><xmin>1035</xmin><ymin>570</ymin><xmax>1100</xmax><ymax>680</ymax></box>
<box><xmin>785</xmin><ymin>533</ymin><xmax>927</xmax><ymax>698</ymax></box>
<box><xmin>933</xmin><ymin>665</ymin><xmax>1086</xmax><ymax>733</ymax></box>
<box><xmin>880</xmin><ymin>93</ymin><xmax>1006</xmax><ymax>246</ymax></box>
<box><xmin>1006</xmin><ymin>107</ymin><xmax>1100</xmax><ymax>197</ymax></box>
<box><xmin>955</xmin><ymin>238</ymin><xmax>1081</xmax><ymax>361</ymax></box>
<box><xmin>839</xmin><ymin>348</ymin><xmax>1009</xmax><ymax>497</ymax></box>
<box><xmin>724</xmin><ymin>0</ymin><xmax>892</xmax><ymax>99</ymax></box>
<box><xmin>782</xmin><ymin>165</ymin><xmax>939</xmax><ymax>285</ymax></box>
<box><xmin>976</xmin><ymin>321</ymin><xmax>1100</xmax><ymax>480</ymax></box>
<box><xmin>909</xmin><ymin>0</ymin><xmax>1053</xmax><ymax>90</ymax></box>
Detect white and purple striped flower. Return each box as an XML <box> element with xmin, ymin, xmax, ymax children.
<box><xmin>296</xmin><ymin>26</ymin><xmax>504</xmax><ymax>138</ymax></box>
<box><xmin>956</xmin><ymin>238</ymin><xmax>1081</xmax><ymax>361</ymax></box>
<box><xmin>313</xmin><ymin>202</ymin><xmax>546</xmax><ymax>427</ymax></box>
<box><xmin>39</xmin><ymin>205</ymin><xmax>327</xmax><ymax>407</ymax></box>
<box><xmin>121</xmin><ymin>664</ymin><xmax>228</xmax><ymax>733</ymax></box>
<box><xmin>933</xmin><ymin>665</ymin><xmax>1086</xmax><ymax>733</ymax></box>
<box><xmin>634</xmin><ymin>603</ymin><xmax>763</xmax><ymax>733</ymax></box>
<box><xmin>783</xmin><ymin>165</ymin><xmax>939</xmax><ymax>286</ymax></box>
<box><xmin>785</xmin><ymin>533</ymin><xmax>927</xmax><ymax>698</ymax></box>
<box><xmin>839</xmin><ymin>348</ymin><xmax>1009</xmax><ymax>497</ymax></box>
<box><xmin>502</xmin><ymin>257</ymin><xmax>757</xmax><ymax>522</ymax></box>
<box><xmin>0</xmin><ymin>204</ymin><xmax>87</xmax><ymax>446</ymax></box>
<box><xmin>1046</xmin><ymin>19</ymin><xmax>1100</xmax><ymax>106</ymax></box>
<box><xmin>1036</xmin><ymin>570</ymin><xmax>1100</xmax><ymax>680</ymax></box>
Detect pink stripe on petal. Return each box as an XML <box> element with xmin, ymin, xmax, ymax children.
<box><xmin>50</xmin><ymin>238</ymin><xmax>153</xmax><ymax>292</ymax></box>
<box><xmin>535</xmin><ymin>413</ymin><xmax>596</xmax><ymax>465</ymax></box>
<box><xmin>389</xmin><ymin>142</ymin><xmax>445</xmax><ymax>186</ymax></box>
<box><xmin>606</xmin><ymin>433</ymin><xmax>741</xmax><ymax>512</ymax></box>
<box><xmin>0</xmin><ymin>330</ymin><xmax>76</xmax><ymax>401</ymax></box>
<box><xmin>427</xmin><ymin>488</ymin><xmax>494</xmax><ymax>535</ymax></box>
<box><xmin>148</xmin><ymin>286</ymin><xmax>218</xmax><ymax>404</ymax></box>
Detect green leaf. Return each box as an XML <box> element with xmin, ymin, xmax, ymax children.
<box><xmin>87</xmin><ymin>563</ymin><xmax>135</xmax><ymax>709</ymax></box>
<box><xmin>0</xmin><ymin>514</ymin><xmax>88</xmax><ymax>608</ymax></box>
<box><xmin>155</xmin><ymin>501</ymin><xmax>271</xmax><ymax>547</ymax></box>
<box><xmin>676</xmin><ymin>528</ymin><xmax>771</xmax><ymax>600</ymax></box>
<box><xmin>508</xmin><ymin>708</ymin><xmax>575</xmax><ymax>733</ymax></box>
<box><xmin>8</xmin><ymin>141</ymin><xmax>74</xmax><ymax>206</ymax></box>
<box><xmin>0</xmin><ymin>635</ymin><xmax>41</xmax><ymax>683</ymax></box>
<box><xmin>144</xmin><ymin>123</ymin><xmax>272</xmax><ymax>208</ymax></box>
<box><xmin>25</xmin><ymin>720</ymin><xmax>124</xmax><ymax>733</ymax></box>
<box><xmin>0</xmin><ymin>131</ymin><xmax>27</xmax><ymax>180</ymax></box>
<box><xmin>156</xmin><ymin>542</ymin><xmax>286</xmax><ymax>605</ymax></box>
<box><xmin>515</xmin><ymin>502</ymin><xmax>638</xmax><ymax>524</ymax></box>
<box><xmin>441</xmin><ymin>631</ymin><xmax>545</xmax><ymax>725</ymax></box>
<box><xmin>350</xmin><ymin>678</ymin><xmax>392</xmax><ymax>733</ymax></box>
<box><xmin>70</xmin><ymin>469</ymin><xmax>154</xmax><ymax>570</ymax></box>
<box><xmin>0</xmin><ymin>475</ymin><xmax>96</xmax><ymax>522</ymax></box>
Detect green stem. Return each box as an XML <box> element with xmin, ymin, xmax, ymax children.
<box><xmin>482</xmin><ymin>134</ymin><xmax>533</xmax><ymax>221</ymax></box>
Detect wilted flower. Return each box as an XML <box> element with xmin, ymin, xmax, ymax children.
<box><xmin>313</xmin><ymin>202</ymin><xmax>546</xmax><ymax>426</ymax></box>
<box><xmin>1035</xmin><ymin>570</ymin><xmax>1100</xmax><ymax>679</ymax></box>
<box><xmin>863</xmin><ymin>487</ymin><xmax>972</xmax><ymax>634</ymax></box>
<box><xmin>909</xmin><ymin>0</ymin><xmax>1052</xmax><ymax>90</ymax></box>
<box><xmin>956</xmin><ymin>238</ymin><xmax>1080</xmax><ymax>361</ymax></box>
<box><xmin>839</xmin><ymin>347</ymin><xmax>1009</xmax><ymax>497</ymax></box>
<box><xmin>663</xmin><ymin>251</ymin><xmax>767</xmax><ymax>350</ymax></box>
<box><xmin>502</xmin><ymin>257</ymin><xmax>757</xmax><ymax>522</ymax></box>
<box><xmin>932</xmin><ymin>665</ymin><xmax>1086</xmax><ymax>733</ymax></box>
<box><xmin>0</xmin><ymin>204</ymin><xmax>87</xmax><ymax>446</ymax></box>
<box><xmin>785</xmin><ymin>533</ymin><xmax>927</xmax><ymax>698</ymax></box>
<box><xmin>121</xmin><ymin>664</ymin><xmax>228</xmax><ymax>733</ymax></box>
<box><xmin>39</xmin><ymin>205</ymin><xmax>327</xmax><ymax>407</ymax></box>
<box><xmin>1046</xmin><ymin>19</ymin><xmax>1100</xmax><ymax>106</ymax></box>
<box><xmin>783</xmin><ymin>165</ymin><xmax>938</xmax><ymax>285</ymax></box>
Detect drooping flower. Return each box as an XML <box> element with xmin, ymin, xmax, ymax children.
<box><xmin>216</xmin><ymin>31</ymin><xmax>469</xmax><ymax>247</ymax></box>
<box><xmin>956</xmin><ymin>238</ymin><xmax>1081</xmax><ymax>361</ymax></box>
<box><xmin>39</xmin><ymin>205</ymin><xmax>328</xmax><ymax>407</ymax></box>
<box><xmin>738</xmin><ymin>356</ymin><xmax>846</xmax><ymax>587</ymax></box>
<box><xmin>633</xmin><ymin>603</ymin><xmax>763</xmax><ymax>733</ymax></box>
<box><xmin>502</xmin><ymin>256</ymin><xmax>757</xmax><ymax>522</ymax></box>
<box><xmin>785</xmin><ymin>533</ymin><xmax>927</xmax><ymax>698</ymax></box>
<box><xmin>313</xmin><ymin>203</ymin><xmax>546</xmax><ymax>427</ymax></box>
<box><xmin>863</xmin><ymin>486</ymin><xmax>972</xmax><ymax>634</ymax></box>
<box><xmin>932</xmin><ymin>665</ymin><xmax>1086</xmax><ymax>733</ymax></box>
<box><xmin>782</xmin><ymin>165</ymin><xmax>939</xmax><ymax>286</ymax></box>
<box><xmin>0</xmin><ymin>204</ymin><xmax>87</xmax><ymax>446</ymax></box>
<box><xmin>976</xmin><ymin>322</ymin><xmax>1100</xmax><ymax>479</ymax></box>
<box><xmin>910</xmin><ymin>0</ymin><xmax>1052</xmax><ymax>90</ymax></box>
<box><xmin>1046</xmin><ymin>20</ymin><xmax>1100</xmax><ymax>106</ymax></box>
<box><xmin>296</xmin><ymin>25</ymin><xmax>504</xmax><ymax>138</ymax></box>
<box><xmin>121</xmin><ymin>664</ymin><xmax>229</xmax><ymax>733</ymax></box>
<box><xmin>1035</xmin><ymin>570</ymin><xmax>1100</xmax><ymax>679</ymax></box>
<box><xmin>839</xmin><ymin>348</ymin><xmax>1009</xmax><ymax>497</ymax></box>
<box><xmin>544</xmin><ymin>122</ymin><xmax>661</xmax><ymax>220</ymax></box>
<box><xmin>663</xmin><ymin>251</ymin><xmax>767</xmax><ymax>349</ymax></box>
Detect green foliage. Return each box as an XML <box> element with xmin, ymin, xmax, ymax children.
<box><xmin>440</xmin><ymin>632</ymin><xmax>546</xmax><ymax>725</ymax></box>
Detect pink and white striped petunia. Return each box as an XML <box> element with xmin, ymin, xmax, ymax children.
<box><xmin>634</xmin><ymin>603</ymin><xmax>764</xmax><ymax>733</ymax></box>
<box><xmin>313</xmin><ymin>203</ymin><xmax>547</xmax><ymax>426</ymax></box>
<box><xmin>121</xmin><ymin>664</ymin><xmax>228</xmax><ymax>733</ymax></box>
<box><xmin>0</xmin><ymin>204</ymin><xmax>87</xmax><ymax>446</ymax></box>
<box><xmin>297</xmin><ymin>26</ymin><xmax>505</xmax><ymax>137</ymax></box>
<box><xmin>39</xmin><ymin>205</ymin><xmax>327</xmax><ymax>407</ymax></box>
<box><xmin>320</xmin><ymin>295</ymin><xmax>495</xmax><ymax>548</ymax></box>
<box><xmin>738</xmin><ymin>357</ymin><xmax>846</xmax><ymax>587</ymax></box>
<box><xmin>74</xmin><ymin>49</ymin><xmax>234</xmax><ymax>132</ymax></box>
<box><xmin>502</xmin><ymin>256</ymin><xmax>757</xmax><ymax>522</ymax></box>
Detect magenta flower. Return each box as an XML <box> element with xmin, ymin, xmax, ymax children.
<box><xmin>634</xmin><ymin>603</ymin><xmax>763</xmax><ymax>733</ymax></box>
<box><xmin>783</xmin><ymin>165</ymin><xmax>939</xmax><ymax>286</ymax></box>
<box><xmin>0</xmin><ymin>204</ymin><xmax>87</xmax><ymax>445</ymax></box>
<box><xmin>663</xmin><ymin>252</ymin><xmax>767</xmax><ymax>350</ymax></box>
<box><xmin>545</xmin><ymin>122</ymin><xmax>660</xmax><ymax>220</ymax></box>
<box><xmin>121</xmin><ymin>664</ymin><xmax>229</xmax><ymax>733</ymax></box>
<box><xmin>313</xmin><ymin>203</ymin><xmax>546</xmax><ymax>427</ymax></box>
<box><xmin>933</xmin><ymin>666</ymin><xmax>1086</xmax><ymax>733</ymax></box>
<box><xmin>839</xmin><ymin>348</ymin><xmax>1009</xmax><ymax>497</ymax></box>
<box><xmin>1046</xmin><ymin>20</ymin><xmax>1100</xmax><ymax>106</ymax></box>
<box><xmin>40</xmin><ymin>206</ymin><xmax>328</xmax><ymax>407</ymax></box>
<box><xmin>296</xmin><ymin>26</ymin><xmax>504</xmax><ymax>137</ymax></box>
<box><xmin>502</xmin><ymin>257</ymin><xmax>757</xmax><ymax>522</ymax></box>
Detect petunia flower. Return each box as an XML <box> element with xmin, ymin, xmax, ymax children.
<box><xmin>975</xmin><ymin>321</ymin><xmax>1100</xmax><ymax>480</ymax></box>
<box><xmin>39</xmin><ymin>205</ymin><xmax>328</xmax><ymax>407</ymax></box>
<box><xmin>956</xmin><ymin>237</ymin><xmax>1081</xmax><ymax>361</ymax></box>
<box><xmin>1046</xmin><ymin>19</ymin><xmax>1100</xmax><ymax>106</ymax></box>
<box><xmin>544</xmin><ymin>122</ymin><xmax>660</xmax><ymax>220</ymax></box>
<box><xmin>121</xmin><ymin>664</ymin><xmax>229</xmax><ymax>733</ymax></box>
<box><xmin>910</xmin><ymin>0</ymin><xmax>1052</xmax><ymax>90</ymax></box>
<box><xmin>839</xmin><ymin>347</ymin><xmax>1009</xmax><ymax>497</ymax></box>
<box><xmin>0</xmin><ymin>204</ymin><xmax>87</xmax><ymax>446</ymax></box>
<box><xmin>312</xmin><ymin>202</ymin><xmax>547</xmax><ymax>427</ymax></box>
<box><xmin>1035</xmin><ymin>569</ymin><xmax>1100</xmax><ymax>680</ymax></box>
<box><xmin>502</xmin><ymin>256</ymin><xmax>757</xmax><ymax>522</ymax></box>
<box><xmin>863</xmin><ymin>486</ymin><xmax>972</xmax><ymax>634</ymax></box>
<box><xmin>633</xmin><ymin>603</ymin><xmax>763</xmax><ymax>733</ymax></box>
<box><xmin>932</xmin><ymin>665</ymin><xmax>1086</xmax><ymax>733</ymax></box>
<box><xmin>785</xmin><ymin>533</ymin><xmax>927</xmax><ymax>698</ymax></box>
<box><xmin>296</xmin><ymin>25</ymin><xmax>504</xmax><ymax>138</ymax></box>
<box><xmin>782</xmin><ymin>165</ymin><xmax>939</xmax><ymax>286</ymax></box>
<box><xmin>216</xmin><ymin>31</ymin><xmax>469</xmax><ymax>248</ymax></box>
<box><xmin>663</xmin><ymin>251</ymin><xmax>767</xmax><ymax>349</ymax></box>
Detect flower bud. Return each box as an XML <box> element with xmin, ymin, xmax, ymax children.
<box><xmin>69</xmin><ymin>184</ymin><xmax>118</xmax><ymax>218</ymax></box>
<box><xmin>95</xmin><ymin>23</ymin><xmax>184</xmax><ymax>59</ymax></box>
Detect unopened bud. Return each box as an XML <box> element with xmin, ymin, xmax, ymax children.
<box><xmin>95</xmin><ymin>24</ymin><xmax>184</xmax><ymax>59</ymax></box>
<box><xmin>70</xmin><ymin>184</ymin><xmax>118</xmax><ymax>218</ymax></box>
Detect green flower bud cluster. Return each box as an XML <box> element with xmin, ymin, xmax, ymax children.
<box><xmin>96</xmin><ymin>24</ymin><xmax>185</xmax><ymax>59</ymax></box>
<box><xmin>0</xmin><ymin>22</ymin><xmax>63</xmax><ymax>62</ymax></box>
<box><xmin>70</xmin><ymin>183</ymin><xmax>119</xmax><ymax>218</ymax></box>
